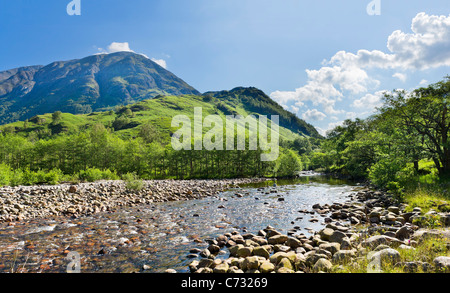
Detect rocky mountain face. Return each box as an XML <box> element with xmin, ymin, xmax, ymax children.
<box><xmin>0</xmin><ymin>52</ymin><xmax>200</xmax><ymax>124</ymax></box>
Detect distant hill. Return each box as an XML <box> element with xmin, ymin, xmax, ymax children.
<box><xmin>204</xmin><ymin>87</ymin><xmax>320</xmax><ymax>138</ymax></box>
<box><xmin>0</xmin><ymin>52</ymin><xmax>200</xmax><ymax>124</ymax></box>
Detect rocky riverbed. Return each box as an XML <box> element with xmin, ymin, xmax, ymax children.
<box><xmin>0</xmin><ymin>178</ymin><xmax>266</xmax><ymax>223</ymax></box>
<box><xmin>183</xmin><ymin>188</ymin><xmax>450</xmax><ymax>273</ymax></box>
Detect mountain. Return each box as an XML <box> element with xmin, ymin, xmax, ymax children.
<box><xmin>203</xmin><ymin>87</ymin><xmax>320</xmax><ymax>138</ymax></box>
<box><xmin>0</xmin><ymin>52</ymin><xmax>200</xmax><ymax>124</ymax></box>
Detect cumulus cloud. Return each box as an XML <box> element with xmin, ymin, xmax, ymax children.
<box><xmin>352</xmin><ymin>91</ymin><xmax>386</xmax><ymax>111</ymax></box>
<box><xmin>107</xmin><ymin>42</ymin><xmax>133</xmax><ymax>53</ymax></box>
<box><xmin>96</xmin><ymin>42</ymin><xmax>168</xmax><ymax>69</ymax></box>
<box><xmin>302</xmin><ymin>109</ymin><xmax>327</xmax><ymax>121</ymax></box>
<box><xmin>270</xmin><ymin>12</ymin><xmax>450</xmax><ymax>133</ymax></box>
<box><xmin>329</xmin><ymin>13</ymin><xmax>450</xmax><ymax>71</ymax></box>
<box><xmin>419</xmin><ymin>79</ymin><xmax>429</xmax><ymax>86</ymax></box>
<box><xmin>151</xmin><ymin>58</ymin><xmax>167</xmax><ymax>69</ymax></box>
<box><xmin>393</xmin><ymin>73</ymin><xmax>407</xmax><ymax>82</ymax></box>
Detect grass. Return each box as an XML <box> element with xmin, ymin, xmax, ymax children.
<box><xmin>404</xmin><ymin>187</ymin><xmax>450</xmax><ymax>213</ymax></box>
<box><xmin>4</xmin><ymin>94</ymin><xmax>304</xmax><ymax>143</ymax></box>
<box><xmin>332</xmin><ymin>233</ymin><xmax>450</xmax><ymax>273</ymax></box>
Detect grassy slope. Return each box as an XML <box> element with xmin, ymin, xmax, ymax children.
<box><xmin>3</xmin><ymin>94</ymin><xmax>303</xmax><ymax>143</ymax></box>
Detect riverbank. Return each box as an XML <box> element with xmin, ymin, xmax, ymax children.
<box><xmin>183</xmin><ymin>186</ymin><xmax>450</xmax><ymax>273</ymax></box>
<box><xmin>0</xmin><ymin>178</ymin><xmax>268</xmax><ymax>223</ymax></box>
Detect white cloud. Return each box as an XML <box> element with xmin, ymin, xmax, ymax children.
<box><xmin>151</xmin><ymin>58</ymin><xmax>167</xmax><ymax>69</ymax></box>
<box><xmin>393</xmin><ymin>73</ymin><xmax>407</xmax><ymax>82</ymax></box>
<box><xmin>419</xmin><ymin>79</ymin><xmax>429</xmax><ymax>86</ymax></box>
<box><xmin>270</xmin><ymin>65</ymin><xmax>373</xmax><ymax>116</ymax></box>
<box><xmin>330</xmin><ymin>13</ymin><xmax>450</xmax><ymax>71</ymax></box>
<box><xmin>302</xmin><ymin>109</ymin><xmax>327</xmax><ymax>121</ymax></box>
<box><xmin>107</xmin><ymin>42</ymin><xmax>133</xmax><ymax>53</ymax></box>
<box><xmin>315</xmin><ymin>126</ymin><xmax>327</xmax><ymax>137</ymax></box>
<box><xmin>352</xmin><ymin>91</ymin><xmax>386</xmax><ymax>111</ymax></box>
<box><xmin>96</xmin><ymin>42</ymin><xmax>168</xmax><ymax>69</ymax></box>
<box><xmin>326</xmin><ymin>121</ymin><xmax>345</xmax><ymax>133</ymax></box>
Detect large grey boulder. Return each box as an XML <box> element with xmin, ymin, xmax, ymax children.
<box><xmin>433</xmin><ymin>256</ymin><xmax>450</xmax><ymax>273</ymax></box>
<box><xmin>370</xmin><ymin>248</ymin><xmax>401</xmax><ymax>265</ymax></box>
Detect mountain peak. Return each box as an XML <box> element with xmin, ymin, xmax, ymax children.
<box><xmin>0</xmin><ymin>52</ymin><xmax>200</xmax><ymax>124</ymax></box>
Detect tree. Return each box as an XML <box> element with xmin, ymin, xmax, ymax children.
<box><xmin>52</xmin><ymin>111</ymin><xmax>62</xmax><ymax>125</ymax></box>
<box><xmin>275</xmin><ymin>149</ymin><xmax>303</xmax><ymax>178</ymax></box>
<box><xmin>382</xmin><ymin>77</ymin><xmax>450</xmax><ymax>177</ymax></box>
<box><xmin>139</xmin><ymin>122</ymin><xmax>159</xmax><ymax>144</ymax></box>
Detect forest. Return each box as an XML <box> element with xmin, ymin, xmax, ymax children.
<box><xmin>0</xmin><ymin>122</ymin><xmax>307</xmax><ymax>186</ymax></box>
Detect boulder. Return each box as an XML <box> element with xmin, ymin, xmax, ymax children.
<box><xmin>236</xmin><ymin>246</ymin><xmax>253</xmax><ymax>258</ymax></box>
<box><xmin>213</xmin><ymin>262</ymin><xmax>229</xmax><ymax>273</ymax></box>
<box><xmin>388</xmin><ymin>206</ymin><xmax>400</xmax><ymax>215</ymax></box>
<box><xmin>362</xmin><ymin>235</ymin><xmax>403</xmax><ymax>248</ymax></box>
<box><xmin>259</xmin><ymin>261</ymin><xmax>275</xmax><ymax>273</ymax></box>
<box><xmin>252</xmin><ymin>246</ymin><xmax>270</xmax><ymax>259</ymax></box>
<box><xmin>243</xmin><ymin>256</ymin><xmax>260</xmax><ymax>271</ymax></box>
<box><xmin>229</xmin><ymin>244</ymin><xmax>244</xmax><ymax>257</ymax></box>
<box><xmin>332</xmin><ymin>250</ymin><xmax>356</xmax><ymax>263</ymax></box>
<box><xmin>268</xmin><ymin>235</ymin><xmax>288</xmax><ymax>245</ymax></box>
<box><xmin>269</xmin><ymin>252</ymin><xmax>289</xmax><ymax>265</ymax></box>
<box><xmin>313</xmin><ymin>258</ymin><xmax>333</xmax><ymax>272</ymax></box>
<box><xmin>286</xmin><ymin>237</ymin><xmax>302</xmax><ymax>249</ymax></box>
<box><xmin>370</xmin><ymin>248</ymin><xmax>401</xmax><ymax>265</ymax></box>
<box><xmin>277</xmin><ymin>258</ymin><xmax>294</xmax><ymax>270</ymax></box>
<box><xmin>329</xmin><ymin>230</ymin><xmax>348</xmax><ymax>244</ymax></box>
<box><xmin>319</xmin><ymin>242</ymin><xmax>340</xmax><ymax>255</ymax></box>
<box><xmin>433</xmin><ymin>256</ymin><xmax>450</xmax><ymax>273</ymax></box>
<box><xmin>395</xmin><ymin>226</ymin><xmax>411</xmax><ymax>241</ymax></box>
<box><xmin>319</xmin><ymin>228</ymin><xmax>334</xmax><ymax>241</ymax></box>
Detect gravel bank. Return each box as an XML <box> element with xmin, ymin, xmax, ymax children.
<box><xmin>0</xmin><ymin>178</ymin><xmax>267</xmax><ymax>222</ymax></box>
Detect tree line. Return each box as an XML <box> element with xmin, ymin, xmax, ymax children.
<box><xmin>0</xmin><ymin>122</ymin><xmax>309</xmax><ymax>186</ymax></box>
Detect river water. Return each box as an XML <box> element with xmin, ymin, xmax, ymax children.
<box><xmin>0</xmin><ymin>175</ymin><xmax>362</xmax><ymax>273</ymax></box>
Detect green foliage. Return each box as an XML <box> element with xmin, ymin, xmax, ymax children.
<box><xmin>122</xmin><ymin>172</ymin><xmax>144</xmax><ymax>191</ymax></box>
<box><xmin>0</xmin><ymin>164</ymin><xmax>64</xmax><ymax>186</ymax></box>
<box><xmin>412</xmin><ymin>214</ymin><xmax>443</xmax><ymax>229</ymax></box>
<box><xmin>77</xmin><ymin>168</ymin><xmax>119</xmax><ymax>182</ymax></box>
<box><xmin>275</xmin><ymin>150</ymin><xmax>303</xmax><ymax>178</ymax></box>
<box><xmin>368</xmin><ymin>155</ymin><xmax>407</xmax><ymax>188</ymax></box>
<box><xmin>0</xmin><ymin>163</ymin><xmax>12</xmax><ymax>187</ymax></box>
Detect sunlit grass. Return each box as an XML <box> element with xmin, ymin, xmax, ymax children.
<box><xmin>332</xmin><ymin>237</ymin><xmax>450</xmax><ymax>273</ymax></box>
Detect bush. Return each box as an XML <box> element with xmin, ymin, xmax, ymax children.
<box><xmin>122</xmin><ymin>172</ymin><xmax>144</xmax><ymax>191</ymax></box>
<box><xmin>0</xmin><ymin>163</ymin><xmax>12</xmax><ymax>187</ymax></box>
<box><xmin>369</xmin><ymin>156</ymin><xmax>406</xmax><ymax>188</ymax></box>
<box><xmin>77</xmin><ymin>168</ymin><xmax>119</xmax><ymax>182</ymax></box>
<box><xmin>275</xmin><ymin>150</ymin><xmax>303</xmax><ymax>178</ymax></box>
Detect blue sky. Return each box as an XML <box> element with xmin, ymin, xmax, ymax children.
<box><xmin>1</xmin><ymin>0</ymin><xmax>449</xmax><ymax>134</ymax></box>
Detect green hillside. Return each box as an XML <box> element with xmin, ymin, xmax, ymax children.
<box><xmin>1</xmin><ymin>89</ymin><xmax>316</xmax><ymax>143</ymax></box>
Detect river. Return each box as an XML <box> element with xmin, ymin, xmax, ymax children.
<box><xmin>0</xmin><ymin>175</ymin><xmax>362</xmax><ymax>273</ymax></box>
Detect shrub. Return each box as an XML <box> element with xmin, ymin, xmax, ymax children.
<box><xmin>369</xmin><ymin>156</ymin><xmax>406</xmax><ymax>188</ymax></box>
<box><xmin>275</xmin><ymin>150</ymin><xmax>303</xmax><ymax>178</ymax></box>
<box><xmin>77</xmin><ymin>168</ymin><xmax>118</xmax><ymax>182</ymax></box>
<box><xmin>122</xmin><ymin>172</ymin><xmax>144</xmax><ymax>191</ymax></box>
<box><xmin>35</xmin><ymin>169</ymin><xmax>64</xmax><ymax>185</ymax></box>
<box><xmin>0</xmin><ymin>163</ymin><xmax>12</xmax><ymax>187</ymax></box>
